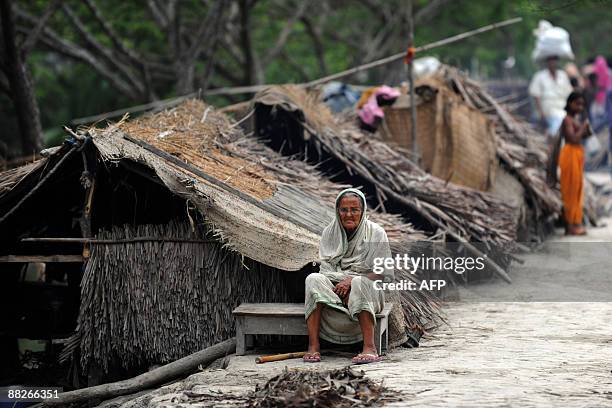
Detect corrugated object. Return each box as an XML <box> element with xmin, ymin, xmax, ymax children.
<box><xmin>380</xmin><ymin>82</ymin><xmax>497</xmax><ymax>191</ymax></box>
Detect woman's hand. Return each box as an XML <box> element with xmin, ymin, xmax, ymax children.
<box><xmin>333</xmin><ymin>277</ymin><xmax>353</xmax><ymax>300</ymax></box>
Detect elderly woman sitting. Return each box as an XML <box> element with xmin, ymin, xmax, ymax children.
<box><xmin>304</xmin><ymin>188</ymin><xmax>393</xmax><ymax>364</ymax></box>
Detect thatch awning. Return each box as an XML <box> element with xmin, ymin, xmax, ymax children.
<box><xmin>82</xmin><ymin>100</ymin><xmax>426</xmax><ymax>271</ymax></box>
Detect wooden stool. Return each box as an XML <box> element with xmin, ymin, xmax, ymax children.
<box><xmin>232</xmin><ymin>302</ymin><xmax>392</xmax><ymax>355</ymax></box>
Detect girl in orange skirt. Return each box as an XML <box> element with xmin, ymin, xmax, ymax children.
<box><xmin>559</xmin><ymin>92</ymin><xmax>591</xmax><ymax>235</ymax></box>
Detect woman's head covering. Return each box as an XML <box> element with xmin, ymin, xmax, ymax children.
<box><xmin>319</xmin><ymin>188</ymin><xmax>392</xmax><ymax>279</ymax></box>
<box><xmin>594</xmin><ymin>55</ymin><xmax>611</xmax><ymax>104</ymax></box>
<box><xmin>335</xmin><ymin>187</ymin><xmax>367</xmax><ymax>230</ymax></box>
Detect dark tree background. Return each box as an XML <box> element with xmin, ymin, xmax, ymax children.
<box><xmin>0</xmin><ymin>0</ymin><xmax>610</xmax><ymax>161</ymax></box>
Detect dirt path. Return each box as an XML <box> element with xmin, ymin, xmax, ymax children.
<box><xmin>107</xmin><ymin>220</ymin><xmax>612</xmax><ymax>407</ymax></box>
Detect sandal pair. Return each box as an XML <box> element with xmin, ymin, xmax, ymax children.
<box><xmin>303</xmin><ymin>352</ymin><xmax>321</xmax><ymax>363</ymax></box>
<box><xmin>351</xmin><ymin>353</ymin><xmax>382</xmax><ymax>365</ymax></box>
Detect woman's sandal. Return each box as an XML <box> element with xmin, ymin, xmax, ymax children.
<box><xmin>351</xmin><ymin>353</ymin><xmax>382</xmax><ymax>365</ymax></box>
<box><xmin>303</xmin><ymin>352</ymin><xmax>321</xmax><ymax>363</ymax></box>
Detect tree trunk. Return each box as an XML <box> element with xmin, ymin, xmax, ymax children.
<box><xmin>0</xmin><ymin>0</ymin><xmax>43</xmax><ymax>156</ymax></box>
<box><xmin>43</xmin><ymin>338</ymin><xmax>237</xmax><ymax>406</ymax></box>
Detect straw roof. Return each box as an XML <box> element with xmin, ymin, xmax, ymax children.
<box><xmin>119</xmin><ymin>100</ymin><xmax>275</xmax><ymax>200</ymax></box>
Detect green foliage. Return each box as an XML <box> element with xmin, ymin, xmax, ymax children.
<box><xmin>3</xmin><ymin>0</ymin><xmax>612</xmax><ymax>156</ymax></box>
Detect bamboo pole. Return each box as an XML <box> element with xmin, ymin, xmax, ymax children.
<box><xmin>406</xmin><ymin>0</ymin><xmax>419</xmax><ymax>165</ymax></box>
<box><xmin>304</xmin><ymin>17</ymin><xmax>522</xmax><ymax>87</ymax></box>
<box><xmin>67</xmin><ymin>17</ymin><xmax>522</xmax><ymax>125</ymax></box>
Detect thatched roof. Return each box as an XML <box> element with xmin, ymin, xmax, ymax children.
<box><xmin>253</xmin><ymin>85</ymin><xmax>518</xmax><ymax>246</ymax></box>
<box><xmin>85</xmin><ymin>100</ymin><xmax>427</xmax><ymax>268</ymax></box>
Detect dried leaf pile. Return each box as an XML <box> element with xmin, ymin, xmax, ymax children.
<box><xmin>247</xmin><ymin>367</ymin><xmax>401</xmax><ymax>407</ymax></box>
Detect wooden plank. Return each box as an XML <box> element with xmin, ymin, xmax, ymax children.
<box><xmin>233</xmin><ymin>303</ymin><xmax>304</xmax><ymax>317</ymax></box>
<box><xmin>242</xmin><ymin>316</ymin><xmax>307</xmax><ymax>336</ymax></box>
<box><xmin>0</xmin><ymin>255</ymin><xmax>84</xmax><ymax>263</ymax></box>
<box><xmin>379</xmin><ymin>303</ymin><xmax>393</xmax><ymax>317</ymax></box>
<box><xmin>233</xmin><ymin>302</ymin><xmax>393</xmax><ymax>318</ymax></box>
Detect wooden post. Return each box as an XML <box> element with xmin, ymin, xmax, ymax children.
<box><xmin>407</xmin><ymin>0</ymin><xmax>419</xmax><ymax>165</ymax></box>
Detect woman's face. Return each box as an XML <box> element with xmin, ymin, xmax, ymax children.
<box><xmin>338</xmin><ymin>195</ymin><xmax>363</xmax><ymax>233</ymax></box>
<box><xmin>570</xmin><ymin>97</ymin><xmax>585</xmax><ymax>114</ymax></box>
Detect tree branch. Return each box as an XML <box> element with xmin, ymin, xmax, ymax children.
<box><xmin>60</xmin><ymin>4</ymin><xmax>145</xmax><ymax>97</ymax></box>
<box><xmin>0</xmin><ymin>69</ymin><xmax>12</xmax><ymax>96</ymax></box>
<box><xmin>279</xmin><ymin>49</ymin><xmax>309</xmax><ymax>82</ymax></box>
<box><xmin>238</xmin><ymin>0</ymin><xmax>262</xmax><ymax>84</ymax></box>
<box><xmin>186</xmin><ymin>0</ymin><xmax>227</xmax><ymax>61</ymax></box>
<box><xmin>82</xmin><ymin>0</ymin><xmax>146</xmax><ymax>67</ymax></box>
<box><xmin>414</xmin><ymin>0</ymin><xmax>452</xmax><ymax>25</ymax></box>
<box><xmin>14</xmin><ymin>8</ymin><xmax>138</xmax><ymax>99</ymax></box>
<box><xmin>147</xmin><ymin>0</ymin><xmax>168</xmax><ymax>29</ymax></box>
<box><xmin>20</xmin><ymin>0</ymin><xmax>61</xmax><ymax>57</ymax></box>
<box><xmin>301</xmin><ymin>16</ymin><xmax>327</xmax><ymax>75</ymax></box>
<box><xmin>263</xmin><ymin>0</ymin><xmax>310</xmax><ymax>62</ymax></box>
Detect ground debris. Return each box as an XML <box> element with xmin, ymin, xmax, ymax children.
<box><xmin>246</xmin><ymin>366</ymin><xmax>402</xmax><ymax>407</ymax></box>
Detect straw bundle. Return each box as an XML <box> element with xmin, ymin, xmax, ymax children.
<box><xmin>119</xmin><ymin>100</ymin><xmax>275</xmax><ymax>200</ymax></box>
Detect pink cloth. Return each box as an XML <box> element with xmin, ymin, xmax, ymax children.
<box><xmin>358</xmin><ymin>86</ymin><xmax>400</xmax><ymax>126</ymax></box>
<box><xmin>594</xmin><ymin>56</ymin><xmax>611</xmax><ymax>105</ymax></box>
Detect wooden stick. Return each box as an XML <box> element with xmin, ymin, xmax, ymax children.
<box><xmin>21</xmin><ymin>237</ymin><xmax>218</xmax><ymax>244</ymax></box>
<box><xmin>255</xmin><ymin>351</ymin><xmax>306</xmax><ymax>364</ymax></box>
<box><xmin>70</xmin><ymin>93</ymin><xmax>199</xmax><ymax>125</ymax></box>
<box><xmin>0</xmin><ymin>255</ymin><xmax>84</xmax><ymax>263</ymax></box>
<box><xmin>40</xmin><ymin>338</ymin><xmax>236</xmax><ymax>406</ymax></box>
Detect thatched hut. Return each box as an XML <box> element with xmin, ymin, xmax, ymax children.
<box><xmin>0</xmin><ymin>100</ymin><xmax>440</xmax><ymax>385</ymax></box>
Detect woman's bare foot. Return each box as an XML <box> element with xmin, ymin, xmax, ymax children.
<box><xmin>568</xmin><ymin>225</ymin><xmax>587</xmax><ymax>235</ymax></box>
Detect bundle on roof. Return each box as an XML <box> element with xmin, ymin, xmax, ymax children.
<box><xmin>253</xmin><ymin>85</ymin><xmax>518</xmax><ymax>248</ymax></box>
